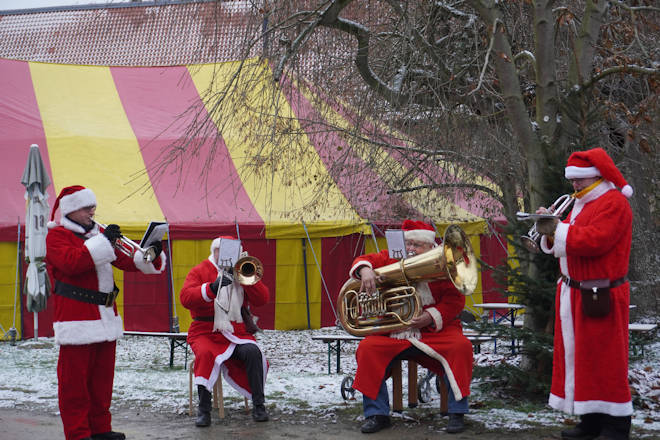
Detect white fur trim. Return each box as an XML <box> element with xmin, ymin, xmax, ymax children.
<box><xmin>408</xmin><ymin>338</ymin><xmax>464</xmax><ymax>400</ymax></box>
<box><xmin>84</xmin><ymin>234</ymin><xmax>117</xmax><ymax>265</ymax></box>
<box><xmin>404</xmin><ymin>229</ymin><xmax>436</xmax><ymax>244</ymax></box>
<box><xmin>60</xmin><ymin>215</ymin><xmax>88</xmax><ymax>234</ymax></box>
<box><xmin>133</xmin><ymin>250</ymin><xmax>167</xmax><ymax>274</ymax></box>
<box><xmin>559</xmin><ymin>282</ymin><xmax>576</xmax><ymax>413</ymax></box>
<box><xmin>53</xmin><ymin>311</ymin><xmax>123</xmax><ymax>345</ymax></box>
<box><xmin>621</xmin><ymin>184</ymin><xmax>633</xmax><ymax>198</ymax></box>
<box><xmin>574</xmin><ymin>399</ymin><xmax>633</xmax><ymax>417</ymax></box>
<box><xmin>201</xmin><ymin>283</ymin><xmax>214</xmax><ymax>302</ymax></box>
<box><xmin>539</xmin><ymin>235</ymin><xmax>554</xmax><ymax>254</ymax></box>
<box><xmin>565</xmin><ymin>166</ymin><xmax>600</xmax><ymax>179</ymax></box>
<box><xmin>59</xmin><ymin>188</ymin><xmax>96</xmax><ymax>217</ymax></box>
<box><xmin>349</xmin><ymin>262</ymin><xmax>372</xmax><ymax>279</ymax></box>
<box><xmin>416</xmin><ymin>282</ymin><xmax>434</xmax><ymax>306</ymax></box>
<box><xmin>389</xmin><ymin>328</ymin><xmax>421</xmax><ymax>339</ymax></box>
<box><xmin>552</xmin><ymin>223</ymin><xmax>569</xmax><ymax>258</ymax></box>
<box><xmin>194</xmin><ymin>337</ymin><xmax>267</xmax><ymax>398</ymax></box>
<box><xmin>47</xmin><ymin>220</ymin><xmax>58</xmax><ymax>229</ymax></box>
<box><xmin>426</xmin><ymin>307</ymin><xmax>443</xmax><ymax>331</ymax></box>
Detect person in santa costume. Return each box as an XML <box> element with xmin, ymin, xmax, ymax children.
<box><xmin>45</xmin><ymin>185</ymin><xmax>167</xmax><ymax>440</ymax></box>
<box><xmin>349</xmin><ymin>219</ymin><xmax>473</xmax><ymax>434</ymax></box>
<box><xmin>535</xmin><ymin>147</ymin><xmax>633</xmax><ymax>440</ymax></box>
<box><xmin>180</xmin><ymin>236</ymin><xmax>270</xmax><ymax>427</ymax></box>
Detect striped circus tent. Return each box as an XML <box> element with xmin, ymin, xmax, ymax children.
<box><xmin>0</xmin><ymin>58</ymin><xmax>507</xmax><ymax>340</ymax></box>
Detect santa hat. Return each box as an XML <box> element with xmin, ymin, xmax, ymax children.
<box><xmin>401</xmin><ymin>219</ymin><xmax>437</xmax><ymax>244</ymax></box>
<box><xmin>565</xmin><ymin>147</ymin><xmax>633</xmax><ymax>198</ymax></box>
<box><xmin>47</xmin><ymin>185</ymin><xmax>97</xmax><ymax>228</ymax></box>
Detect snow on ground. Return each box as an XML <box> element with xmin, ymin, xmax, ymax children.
<box><xmin>1</xmin><ymin>327</ymin><xmax>658</xmax><ymax>435</ymax></box>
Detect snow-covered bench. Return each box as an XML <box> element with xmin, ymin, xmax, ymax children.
<box><xmin>629</xmin><ymin>323</ymin><xmax>657</xmax><ymax>357</ymax></box>
<box><xmin>123</xmin><ymin>330</ymin><xmax>188</xmax><ymax>368</ymax></box>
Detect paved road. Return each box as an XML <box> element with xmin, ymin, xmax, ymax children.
<box><xmin>0</xmin><ymin>406</ymin><xmax>563</xmax><ymax>440</ymax></box>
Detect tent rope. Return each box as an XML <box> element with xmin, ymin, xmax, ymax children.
<box><xmin>301</xmin><ymin>221</ymin><xmax>337</xmax><ymax>320</ymax></box>
<box><xmin>368</xmin><ymin>222</ymin><xmax>380</xmax><ymax>253</ymax></box>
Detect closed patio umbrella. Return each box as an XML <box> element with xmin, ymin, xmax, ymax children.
<box><xmin>21</xmin><ymin>144</ymin><xmax>52</xmax><ymax>338</ymax></box>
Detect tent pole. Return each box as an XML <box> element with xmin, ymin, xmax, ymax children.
<box><xmin>166</xmin><ymin>224</ymin><xmax>178</xmax><ymax>333</ymax></box>
<box><xmin>301</xmin><ymin>222</ymin><xmax>337</xmax><ymax>322</ymax></box>
<box><xmin>9</xmin><ymin>219</ymin><xmax>20</xmax><ymax>345</ymax></box>
<box><xmin>368</xmin><ymin>223</ymin><xmax>380</xmax><ymax>253</ymax></box>
<box><xmin>301</xmin><ymin>238</ymin><xmax>311</xmax><ymax>329</ymax></box>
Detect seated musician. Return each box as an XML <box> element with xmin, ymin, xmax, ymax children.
<box><xmin>180</xmin><ymin>236</ymin><xmax>270</xmax><ymax>427</ymax></box>
<box><xmin>350</xmin><ymin>220</ymin><xmax>473</xmax><ymax>434</ymax></box>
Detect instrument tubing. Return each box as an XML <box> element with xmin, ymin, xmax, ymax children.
<box><xmin>193</xmin><ymin>316</ymin><xmax>214</xmax><ymax>322</ymax></box>
<box><xmin>561</xmin><ymin>276</ymin><xmax>627</xmax><ymax>290</ymax></box>
<box><xmin>54</xmin><ymin>280</ymin><xmax>119</xmax><ymax>307</ymax></box>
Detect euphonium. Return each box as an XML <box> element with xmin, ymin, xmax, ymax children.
<box><xmin>337</xmin><ymin>224</ymin><xmax>478</xmax><ymax>337</ymax></box>
<box><xmin>234</xmin><ymin>256</ymin><xmax>263</xmax><ymax>285</ymax></box>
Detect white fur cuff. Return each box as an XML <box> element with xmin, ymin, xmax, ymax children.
<box><xmin>349</xmin><ymin>262</ymin><xmax>372</xmax><ymax>279</ymax></box>
<box><xmin>427</xmin><ymin>307</ymin><xmax>443</xmax><ymax>331</ymax></box>
<box><xmin>553</xmin><ymin>223</ymin><xmax>569</xmax><ymax>258</ymax></box>
<box><xmin>133</xmin><ymin>250</ymin><xmax>167</xmax><ymax>274</ymax></box>
<box><xmin>85</xmin><ymin>234</ymin><xmax>117</xmax><ymax>265</ymax></box>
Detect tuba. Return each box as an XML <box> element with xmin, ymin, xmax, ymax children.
<box><xmin>337</xmin><ymin>224</ymin><xmax>478</xmax><ymax>337</ymax></box>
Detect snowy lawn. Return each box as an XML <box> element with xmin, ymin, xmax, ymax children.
<box><xmin>1</xmin><ymin>327</ymin><xmax>658</xmax><ymax>436</ymax></box>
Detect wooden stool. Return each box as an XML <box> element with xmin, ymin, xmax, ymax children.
<box><xmin>391</xmin><ymin>360</ymin><xmax>449</xmax><ymax>413</ymax></box>
<box><xmin>188</xmin><ymin>360</ymin><xmax>249</xmax><ymax>418</ymax></box>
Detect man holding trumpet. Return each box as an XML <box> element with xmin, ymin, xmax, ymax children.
<box><xmin>534</xmin><ymin>148</ymin><xmax>633</xmax><ymax>440</ymax></box>
<box><xmin>180</xmin><ymin>236</ymin><xmax>270</xmax><ymax>427</ymax></box>
<box><xmin>45</xmin><ymin>185</ymin><xmax>167</xmax><ymax>440</ymax></box>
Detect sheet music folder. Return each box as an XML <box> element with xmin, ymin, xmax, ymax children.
<box><xmin>140</xmin><ymin>221</ymin><xmax>168</xmax><ymax>248</ymax></box>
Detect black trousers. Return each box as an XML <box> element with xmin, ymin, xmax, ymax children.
<box><xmin>198</xmin><ymin>343</ymin><xmax>265</xmax><ymax>409</ymax></box>
<box><xmin>230</xmin><ymin>343</ymin><xmax>265</xmax><ymax>406</ymax></box>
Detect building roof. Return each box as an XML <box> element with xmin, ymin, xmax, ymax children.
<box><xmin>0</xmin><ymin>0</ymin><xmax>261</xmax><ymax>66</ymax></box>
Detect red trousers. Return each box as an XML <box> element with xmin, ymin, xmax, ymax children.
<box><xmin>57</xmin><ymin>341</ymin><xmax>116</xmax><ymax>440</ymax></box>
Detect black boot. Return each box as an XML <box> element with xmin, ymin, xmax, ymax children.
<box><xmin>252</xmin><ymin>403</ymin><xmax>269</xmax><ymax>422</ymax></box>
<box><xmin>446</xmin><ymin>413</ymin><xmax>465</xmax><ymax>434</ymax></box>
<box><xmin>195</xmin><ymin>385</ymin><xmax>212</xmax><ymax>427</ymax></box>
<box><xmin>562</xmin><ymin>413</ymin><xmax>602</xmax><ymax>439</ymax></box>
<box><xmin>595</xmin><ymin>415</ymin><xmax>631</xmax><ymax>440</ymax></box>
<box><xmin>360</xmin><ymin>415</ymin><xmax>391</xmax><ymax>433</ymax></box>
<box><xmin>91</xmin><ymin>432</ymin><xmax>126</xmax><ymax>440</ymax></box>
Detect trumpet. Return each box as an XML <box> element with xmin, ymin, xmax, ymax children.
<box><xmin>234</xmin><ymin>256</ymin><xmax>263</xmax><ymax>285</ymax></box>
<box><xmin>94</xmin><ymin>220</ymin><xmax>160</xmax><ymax>263</ymax></box>
<box><xmin>516</xmin><ymin>194</ymin><xmax>574</xmax><ymax>253</ymax></box>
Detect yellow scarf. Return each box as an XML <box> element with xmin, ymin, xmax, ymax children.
<box><xmin>573</xmin><ymin>178</ymin><xmax>603</xmax><ymax>199</ymax></box>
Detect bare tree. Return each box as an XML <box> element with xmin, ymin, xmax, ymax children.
<box><xmin>158</xmin><ymin>0</ymin><xmax>659</xmax><ymax>370</ymax></box>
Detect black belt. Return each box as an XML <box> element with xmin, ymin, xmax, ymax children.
<box><xmin>194</xmin><ymin>316</ymin><xmax>214</xmax><ymax>322</ymax></box>
<box><xmin>54</xmin><ymin>280</ymin><xmax>119</xmax><ymax>307</ymax></box>
<box><xmin>561</xmin><ymin>276</ymin><xmax>627</xmax><ymax>290</ymax></box>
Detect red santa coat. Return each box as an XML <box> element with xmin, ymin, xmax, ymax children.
<box><xmin>349</xmin><ymin>250</ymin><xmax>473</xmax><ymax>401</ymax></box>
<box><xmin>46</xmin><ymin>219</ymin><xmax>167</xmax><ymax>345</ymax></box>
<box><xmin>541</xmin><ymin>181</ymin><xmax>632</xmax><ymax>416</ymax></box>
<box><xmin>180</xmin><ymin>258</ymin><xmax>269</xmax><ymax>397</ymax></box>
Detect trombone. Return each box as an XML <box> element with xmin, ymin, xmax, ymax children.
<box><xmin>516</xmin><ymin>194</ymin><xmax>574</xmax><ymax>253</ymax></box>
<box><xmin>94</xmin><ymin>220</ymin><xmax>160</xmax><ymax>263</ymax></box>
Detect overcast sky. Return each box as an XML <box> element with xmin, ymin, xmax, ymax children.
<box><xmin>0</xmin><ymin>0</ymin><xmax>127</xmax><ymax>11</ymax></box>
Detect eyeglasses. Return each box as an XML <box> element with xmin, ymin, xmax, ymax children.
<box><xmin>405</xmin><ymin>240</ymin><xmax>427</xmax><ymax>248</ymax></box>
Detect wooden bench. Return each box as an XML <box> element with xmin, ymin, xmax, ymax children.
<box><xmin>629</xmin><ymin>323</ymin><xmax>657</xmax><ymax>357</ymax></box>
<box><xmin>123</xmin><ymin>331</ymin><xmax>188</xmax><ymax>368</ymax></box>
